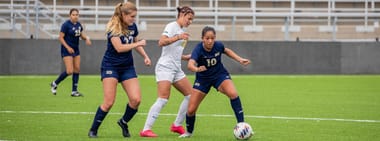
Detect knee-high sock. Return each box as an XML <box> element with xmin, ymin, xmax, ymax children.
<box><xmin>143</xmin><ymin>98</ymin><xmax>168</xmax><ymax>131</ymax></box>
<box><xmin>72</xmin><ymin>73</ymin><xmax>79</xmax><ymax>92</ymax></box>
<box><xmin>121</xmin><ymin>103</ymin><xmax>138</xmax><ymax>123</ymax></box>
<box><xmin>174</xmin><ymin>95</ymin><xmax>190</xmax><ymax>126</ymax></box>
<box><xmin>55</xmin><ymin>71</ymin><xmax>68</xmax><ymax>85</ymax></box>
<box><xmin>90</xmin><ymin>106</ymin><xmax>108</xmax><ymax>131</ymax></box>
<box><xmin>230</xmin><ymin>96</ymin><xmax>244</xmax><ymax>123</ymax></box>
<box><xmin>185</xmin><ymin>114</ymin><xmax>196</xmax><ymax>134</ymax></box>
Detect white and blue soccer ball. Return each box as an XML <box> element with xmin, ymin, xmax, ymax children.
<box><xmin>233</xmin><ymin>122</ymin><xmax>254</xmax><ymax>140</ymax></box>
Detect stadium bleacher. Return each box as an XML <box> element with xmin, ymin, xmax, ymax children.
<box><xmin>0</xmin><ymin>0</ymin><xmax>379</xmax><ymax>41</ymax></box>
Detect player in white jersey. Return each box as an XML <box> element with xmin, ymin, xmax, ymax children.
<box><xmin>140</xmin><ymin>6</ymin><xmax>194</xmax><ymax>137</ymax></box>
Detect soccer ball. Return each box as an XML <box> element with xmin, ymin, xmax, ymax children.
<box><xmin>233</xmin><ymin>122</ymin><xmax>254</xmax><ymax>140</ymax></box>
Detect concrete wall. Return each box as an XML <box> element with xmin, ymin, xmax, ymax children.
<box><xmin>0</xmin><ymin>39</ymin><xmax>379</xmax><ymax>75</ymax></box>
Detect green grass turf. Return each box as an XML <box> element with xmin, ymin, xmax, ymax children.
<box><xmin>0</xmin><ymin>75</ymin><xmax>379</xmax><ymax>141</ymax></box>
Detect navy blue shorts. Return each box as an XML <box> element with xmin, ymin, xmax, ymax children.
<box><xmin>101</xmin><ymin>67</ymin><xmax>137</xmax><ymax>82</ymax></box>
<box><xmin>193</xmin><ymin>74</ymin><xmax>231</xmax><ymax>94</ymax></box>
<box><xmin>61</xmin><ymin>48</ymin><xmax>80</xmax><ymax>57</ymax></box>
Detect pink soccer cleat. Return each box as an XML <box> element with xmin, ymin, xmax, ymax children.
<box><xmin>170</xmin><ymin>123</ymin><xmax>185</xmax><ymax>135</ymax></box>
<box><xmin>140</xmin><ymin>130</ymin><xmax>158</xmax><ymax>137</ymax></box>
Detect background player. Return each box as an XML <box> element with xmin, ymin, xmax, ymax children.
<box><xmin>180</xmin><ymin>26</ymin><xmax>251</xmax><ymax>138</ymax></box>
<box><xmin>140</xmin><ymin>6</ymin><xmax>194</xmax><ymax>137</ymax></box>
<box><xmin>50</xmin><ymin>8</ymin><xmax>91</xmax><ymax>97</ymax></box>
<box><xmin>88</xmin><ymin>2</ymin><xmax>151</xmax><ymax>138</ymax></box>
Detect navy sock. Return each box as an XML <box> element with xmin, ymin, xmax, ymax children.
<box><xmin>186</xmin><ymin>114</ymin><xmax>196</xmax><ymax>134</ymax></box>
<box><xmin>72</xmin><ymin>73</ymin><xmax>79</xmax><ymax>92</ymax></box>
<box><xmin>121</xmin><ymin>103</ymin><xmax>138</xmax><ymax>123</ymax></box>
<box><xmin>230</xmin><ymin>96</ymin><xmax>245</xmax><ymax>123</ymax></box>
<box><xmin>55</xmin><ymin>71</ymin><xmax>68</xmax><ymax>85</ymax></box>
<box><xmin>90</xmin><ymin>106</ymin><xmax>108</xmax><ymax>131</ymax></box>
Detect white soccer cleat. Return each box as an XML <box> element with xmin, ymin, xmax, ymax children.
<box><xmin>178</xmin><ymin>132</ymin><xmax>192</xmax><ymax>138</ymax></box>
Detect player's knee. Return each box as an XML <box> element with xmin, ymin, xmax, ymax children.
<box><xmin>226</xmin><ymin>92</ymin><xmax>239</xmax><ymax>99</ymax></box>
<box><xmin>73</xmin><ymin>69</ymin><xmax>80</xmax><ymax>73</ymax></box>
<box><xmin>66</xmin><ymin>70</ymin><xmax>74</xmax><ymax>75</ymax></box>
<box><xmin>101</xmin><ymin>102</ymin><xmax>114</xmax><ymax>111</ymax></box>
<box><xmin>187</xmin><ymin>107</ymin><xmax>196</xmax><ymax>116</ymax></box>
<box><xmin>129</xmin><ymin>97</ymin><xmax>141</xmax><ymax>108</ymax></box>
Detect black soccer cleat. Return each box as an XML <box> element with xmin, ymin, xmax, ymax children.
<box><xmin>50</xmin><ymin>82</ymin><xmax>57</xmax><ymax>95</ymax></box>
<box><xmin>71</xmin><ymin>91</ymin><xmax>84</xmax><ymax>97</ymax></box>
<box><xmin>88</xmin><ymin>130</ymin><xmax>98</xmax><ymax>138</ymax></box>
<box><xmin>117</xmin><ymin>119</ymin><xmax>131</xmax><ymax>137</ymax></box>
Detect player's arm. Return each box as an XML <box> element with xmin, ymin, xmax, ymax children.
<box><xmin>80</xmin><ymin>32</ymin><xmax>92</xmax><ymax>46</ymax></box>
<box><xmin>158</xmin><ymin>32</ymin><xmax>189</xmax><ymax>47</ymax></box>
<box><xmin>181</xmin><ymin>54</ymin><xmax>191</xmax><ymax>61</ymax></box>
<box><xmin>111</xmin><ymin>37</ymin><xmax>146</xmax><ymax>53</ymax></box>
<box><xmin>59</xmin><ymin>32</ymin><xmax>74</xmax><ymax>54</ymax></box>
<box><xmin>188</xmin><ymin>59</ymin><xmax>207</xmax><ymax>72</ymax></box>
<box><xmin>134</xmin><ymin>37</ymin><xmax>151</xmax><ymax>66</ymax></box>
<box><xmin>224</xmin><ymin>48</ymin><xmax>251</xmax><ymax>66</ymax></box>
<box><xmin>158</xmin><ymin>35</ymin><xmax>179</xmax><ymax>47</ymax></box>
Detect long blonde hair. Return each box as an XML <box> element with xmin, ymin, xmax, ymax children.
<box><xmin>106</xmin><ymin>2</ymin><xmax>137</xmax><ymax>36</ymax></box>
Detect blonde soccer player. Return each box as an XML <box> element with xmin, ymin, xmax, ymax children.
<box><xmin>88</xmin><ymin>2</ymin><xmax>151</xmax><ymax>138</ymax></box>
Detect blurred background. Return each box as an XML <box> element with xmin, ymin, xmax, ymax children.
<box><xmin>0</xmin><ymin>0</ymin><xmax>379</xmax><ymax>75</ymax></box>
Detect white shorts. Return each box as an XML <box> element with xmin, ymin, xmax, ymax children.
<box><xmin>155</xmin><ymin>64</ymin><xmax>186</xmax><ymax>83</ymax></box>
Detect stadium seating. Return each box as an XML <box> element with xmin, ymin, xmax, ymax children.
<box><xmin>0</xmin><ymin>0</ymin><xmax>379</xmax><ymax>41</ymax></box>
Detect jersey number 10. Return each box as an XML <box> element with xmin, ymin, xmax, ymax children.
<box><xmin>206</xmin><ymin>58</ymin><xmax>217</xmax><ymax>67</ymax></box>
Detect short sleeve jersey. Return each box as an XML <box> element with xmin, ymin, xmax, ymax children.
<box><xmin>60</xmin><ymin>20</ymin><xmax>83</xmax><ymax>51</ymax></box>
<box><xmin>191</xmin><ymin>41</ymin><xmax>229</xmax><ymax>79</ymax></box>
<box><xmin>101</xmin><ymin>23</ymin><xmax>139</xmax><ymax>69</ymax></box>
<box><xmin>156</xmin><ymin>21</ymin><xmax>187</xmax><ymax>70</ymax></box>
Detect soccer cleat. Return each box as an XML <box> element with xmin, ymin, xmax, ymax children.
<box><xmin>71</xmin><ymin>91</ymin><xmax>83</xmax><ymax>97</ymax></box>
<box><xmin>117</xmin><ymin>119</ymin><xmax>131</xmax><ymax>137</ymax></box>
<box><xmin>178</xmin><ymin>132</ymin><xmax>192</xmax><ymax>138</ymax></box>
<box><xmin>170</xmin><ymin>123</ymin><xmax>185</xmax><ymax>135</ymax></box>
<box><xmin>140</xmin><ymin>130</ymin><xmax>158</xmax><ymax>137</ymax></box>
<box><xmin>88</xmin><ymin>130</ymin><xmax>98</xmax><ymax>138</ymax></box>
<box><xmin>50</xmin><ymin>82</ymin><xmax>57</xmax><ymax>95</ymax></box>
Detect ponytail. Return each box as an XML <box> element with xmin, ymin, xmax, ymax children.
<box><xmin>106</xmin><ymin>2</ymin><xmax>137</xmax><ymax>36</ymax></box>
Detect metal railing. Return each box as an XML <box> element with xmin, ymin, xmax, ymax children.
<box><xmin>0</xmin><ymin>0</ymin><xmax>379</xmax><ymax>40</ymax></box>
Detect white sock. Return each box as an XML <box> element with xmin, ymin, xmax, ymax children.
<box><xmin>174</xmin><ymin>95</ymin><xmax>190</xmax><ymax>126</ymax></box>
<box><xmin>143</xmin><ymin>98</ymin><xmax>168</xmax><ymax>131</ymax></box>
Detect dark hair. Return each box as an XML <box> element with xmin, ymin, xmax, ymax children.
<box><xmin>176</xmin><ymin>6</ymin><xmax>194</xmax><ymax>18</ymax></box>
<box><xmin>202</xmin><ymin>26</ymin><xmax>216</xmax><ymax>38</ymax></box>
<box><xmin>69</xmin><ymin>8</ymin><xmax>79</xmax><ymax>15</ymax></box>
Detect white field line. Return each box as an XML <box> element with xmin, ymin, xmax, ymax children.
<box><xmin>1</xmin><ymin>75</ymin><xmax>380</xmax><ymax>79</ymax></box>
<box><xmin>1</xmin><ymin>110</ymin><xmax>379</xmax><ymax>123</ymax></box>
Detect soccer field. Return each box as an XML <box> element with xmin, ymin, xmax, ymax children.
<box><xmin>0</xmin><ymin>75</ymin><xmax>379</xmax><ymax>141</ymax></box>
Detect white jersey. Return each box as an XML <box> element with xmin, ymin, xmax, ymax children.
<box><xmin>156</xmin><ymin>21</ymin><xmax>187</xmax><ymax>71</ymax></box>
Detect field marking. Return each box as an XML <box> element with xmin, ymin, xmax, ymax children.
<box><xmin>1</xmin><ymin>110</ymin><xmax>379</xmax><ymax>123</ymax></box>
<box><xmin>1</xmin><ymin>75</ymin><xmax>380</xmax><ymax>79</ymax></box>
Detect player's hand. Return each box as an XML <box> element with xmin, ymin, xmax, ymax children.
<box><xmin>197</xmin><ymin>66</ymin><xmax>207</xmax><ymax>72</ymax></box>
<box><xmin>179</xmin><ymin>32</ymin><xmax>190</xmax><ymax>40</ymax></box>
<box><xmin>85</xmin><ymin>39</ymin><xmax>92</xmax><ymax>46</ymax></box>
<box><xmin>67</xmin><ymin>47</ymin><xmax>74</xmax><ymax>54</ymax></box>
<box><xmin>182</xmin><ymin>54</ymin><xmax>191</xmax><ymax>61</ymax></box>
<box><xmin>137</xmin><ymin>39</ymin><xmax>146</xmax><ymax>47</ymax></box>
<box><xmin>239</xmin><ymin>58</ymin><xmax>251</xmax><ymax>66</ymax></box>
<box><xmin>144</xmin><ymin>57</ymin><xmax>151</xmax><ymax>66</ymax></box>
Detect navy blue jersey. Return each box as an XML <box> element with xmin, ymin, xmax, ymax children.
<box><xmin>60</xmin><ymin>20</ymin><xmax>83</xmax><ymax>53</ymax></box>
<box><xmin>101</xmin><ymin>23</ymin><xmax>139</xmax><ymax>69</ymax></box>
<box><xmin>191</xmin><ymin>41</ymin><xmax>229</xmax><ymax>79</ymax></box>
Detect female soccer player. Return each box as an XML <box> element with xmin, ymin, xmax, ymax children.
<box><xmin>50</xmin><ymin>8</ymin><xmax>92</xmax><ymax>97</ymax></box>
<box><xmin>179</xmin><ymin>26</ymin><xmax>251</xmax><ymax>138</ymax></box>
<box><xmin>88</xmin><ymin>2</ymin><xmax>151</xmax><ymax>138</ymax></box>
<box><xmin>140</xmin><ymin>6</ymin><xmax>194</xmax><ymax>137</ymax></box>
